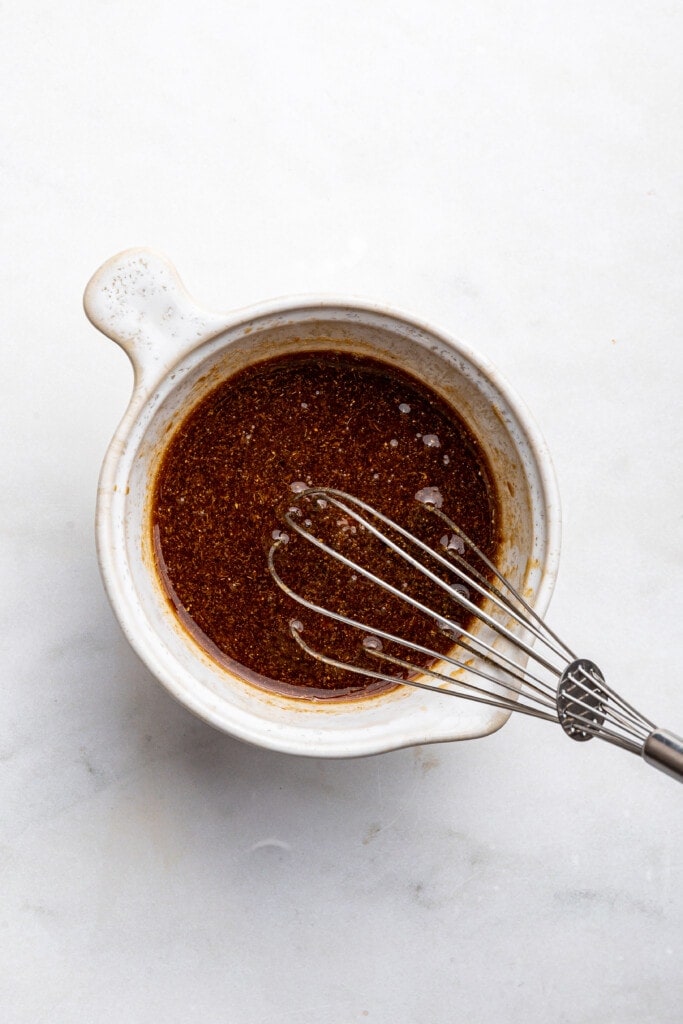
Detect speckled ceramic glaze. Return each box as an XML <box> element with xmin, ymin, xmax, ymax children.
<box><xmin>84</xmin><ymin>248</ymin><xmax>561</xmax><ymax>757</ymax></box>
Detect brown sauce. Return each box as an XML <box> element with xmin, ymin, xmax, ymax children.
<box><xmin>151</xmin><ymin>350</ymin><xmax>500</xmax><ymax>699</ymax></box>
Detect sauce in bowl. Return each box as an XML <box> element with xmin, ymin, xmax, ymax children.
<box><xmin>151</xmin><ymin>350</ymin><xmax>500</xmax><ymax>698</ymax></box>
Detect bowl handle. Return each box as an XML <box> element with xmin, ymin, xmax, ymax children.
<box><xmin>83</xmin><ymin>248</ymin><xmax>227</xmax><ymax>395</ymax></box>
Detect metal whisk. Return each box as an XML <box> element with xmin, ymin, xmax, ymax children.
<box><xmin>268</xmin><ymin>487</ymin><xmax>683</xmax><ymax>783</ymax></box>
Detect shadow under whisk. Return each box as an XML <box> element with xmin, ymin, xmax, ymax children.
<box><xmin>268</xmin><ymin>488</ymin><xmax>683</xmax><ymax>784</ymax></box>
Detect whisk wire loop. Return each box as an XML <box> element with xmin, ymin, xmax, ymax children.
<box><xmin>269</xmin><ymin>540</ymin><xmax>546</xmax><ymax>705</ymax></box>
<box><xmin>283</xmin><ymin>492</ymin><xmax>563</xmax><ymax>679</ymax></box>
<box><xmin>268</xmin><ymin>487</ymin><xmax>683</xmax><ymax>782</ymax></box>
<box><xmin>276</xmin><ymin>511</ymin><xmax>558</xmax><ymax>703</ymax></box>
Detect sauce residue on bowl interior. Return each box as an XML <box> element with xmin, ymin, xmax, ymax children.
<box><xmin>151</xmin><ymin>349</ymin><xmax>501</xmax><ymax>698</ymax></box>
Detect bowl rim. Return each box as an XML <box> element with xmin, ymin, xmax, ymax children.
<box><xmin>94</xmin><ymin>286</ymin><xmax>562</xmax><ymax>757</ymax></box>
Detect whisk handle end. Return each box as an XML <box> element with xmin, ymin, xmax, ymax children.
<box><xmin>643</xmin><ymin>730</ymin><xmax>683</xmax><ymax>783</ymax></box>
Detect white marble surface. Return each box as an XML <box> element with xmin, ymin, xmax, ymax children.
<box><xmin>2</xmin><ymin>2</ymin><xmax>682</xmax><ymax>1021</ymax></box>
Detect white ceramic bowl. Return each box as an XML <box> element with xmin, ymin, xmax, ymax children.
<box><xmin>84</xmin><ymin>248</ymin><xmax>561</xmax><ymax>757</ymax></box>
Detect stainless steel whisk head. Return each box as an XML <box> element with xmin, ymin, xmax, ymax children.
<box><xmin>268</xmin><ymin>487</ymin><xmax>683</xmax><ymax>783</ymax></box>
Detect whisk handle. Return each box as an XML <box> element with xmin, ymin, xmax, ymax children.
<box><xmin>642</xmin><ymin>730</ymin><xmax>683</xmax><ymax>783</ymax></box>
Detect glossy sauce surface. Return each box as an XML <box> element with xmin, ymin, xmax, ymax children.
<box><xmin>152</xmin><ymin>350</ymin><xmax>500</xmax><ymax>698</ymax></box>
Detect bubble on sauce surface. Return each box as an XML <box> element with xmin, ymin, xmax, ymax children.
<box><xmin>399</xmin><ymin>403</ymin><xmax>411</xmax><ymax>414</ymax></box>
<box><xmin>362</xmin><ymin>635</ymin><xmax>383</xmax><ymax>652</ymax></box>
<box><xmin>271</xmin><ymin>529</ymin><xmax>289</xmax><ymax>543</ymax></box>
<box><xmin>437</xmin><ymin>619</ymin><xmax>462</xmax><ymax>641</ymax></box>
<box><xmin>390</xmin><ymin>438</ymin><xmax>398</xmax><ymax>447</ymax></box>
<box><xmin>440</xmin><ymin>533</ymin><xmax>465</xmax><ymax>554</ymax></box>
<box><xmin>290</xmin><ymin>618</ymin><xmax>304</xmax><ymax>633</ymax></box>
<box><xmin>415</xmin><ymin>486</ymin><xmax>443</xmax><ymax>508</ymax></box>
<box><xmin>290</xmin><ymin>480</ymin><xmax>308</xmax><ymax>493</ymax></box>
<box><xmin>423</xmin><ymin>434</ymin><xmax>441</xmax><ymax>448</ymax></box>
<box><xmin>443</xmin><ymin>454</ymin><xmax>450</xmax><ymax>465</ymax></box>
<box><xmin>336</xmin><ymin>517</ymin><xmax>358</xmax><ymax>535</ymax></box>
